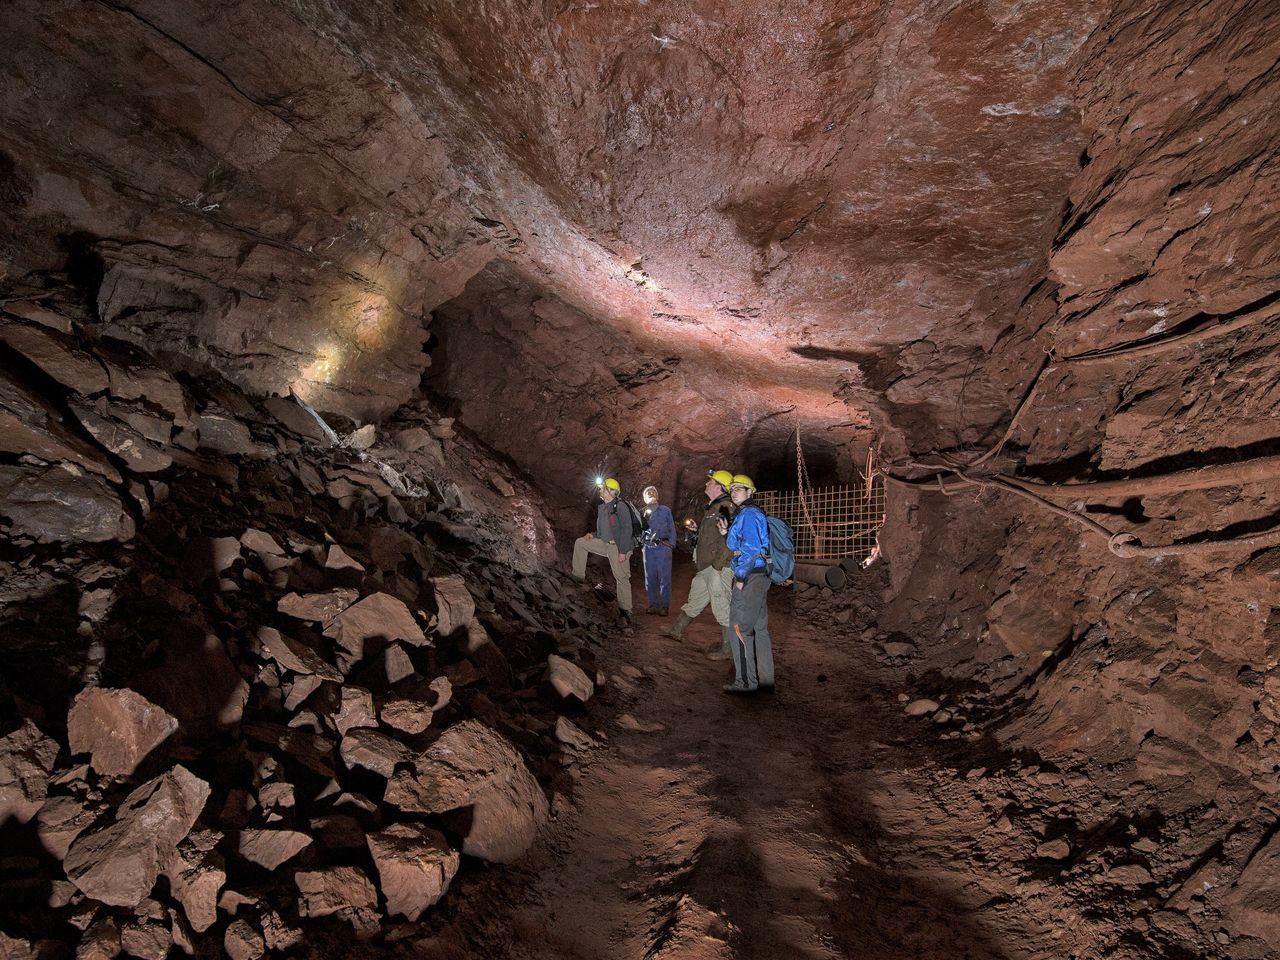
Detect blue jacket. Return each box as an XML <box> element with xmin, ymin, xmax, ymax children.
<box><xmin>725</xmin><ymin>500</ymin><xmax>768</xmax><ymax>580</ymax></box>
<box><xmin>642</xmin><ymin>504</ymin><xmax>676</xmax><ymax>549</ymax></box>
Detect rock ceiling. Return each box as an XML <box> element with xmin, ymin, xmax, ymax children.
<box><xmin>3</xmin><ymin>0</ymin><xmax>1104</xmax><ymax>463</ymax></box>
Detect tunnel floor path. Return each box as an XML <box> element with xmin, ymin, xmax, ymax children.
<box><xmin>468</xmin><ymin>559</ymin><xmax>1036</xmax><ymax>960</ymax></box>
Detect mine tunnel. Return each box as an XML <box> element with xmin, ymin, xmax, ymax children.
<box><xmin>0</xmin><ymin>1</ymin><xmax>1278</xmax><ymax>957</ymax></box>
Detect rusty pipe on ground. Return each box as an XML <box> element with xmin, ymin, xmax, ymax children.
<box><xmin>792</xmin><ymin>562</ymin><xmax>847</xmax><ymax>590</ymax></box>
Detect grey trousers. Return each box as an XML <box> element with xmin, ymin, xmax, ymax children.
<box><xmin>729</xmin><ymin>572</ymin><xmax>771</xmax><ymax>689</ymax></box>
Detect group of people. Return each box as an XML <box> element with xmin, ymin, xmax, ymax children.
<box><xmin>570</xmin><ymin>469</ymin><xmax>775</xmax><ymax>694</ymax></box>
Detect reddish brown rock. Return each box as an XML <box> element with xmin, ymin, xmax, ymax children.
<box><xmin>379</xmin><ymin>699</ymin><xmax>433</xmax><ymax>736</ymax></box>
<box><xmin>75</xmin><ymin>918</ymin><xmax>120</xmax><ymax>960</ymax></box>
<box><xmin>255</xmin><ymin>626</ymin><xmax>342</xmax><ymax>681</ymax></box>
<box><xmin>340</xmin><ymin>730</ymin><xmax>411</xmax><ymax>779</ymax></box>
<box><xmin>64</xmin><ymin>765</ymin><xmax>209</xmax><ymax>907</ymax></box>
<box><xmin>366</xmin><ymin>823</ymin><xmax>459</xmax><ymax>921</ymax></box>
<box><xmin>282</xmin><ymin>674</ymin><xmax>325</xmax><ymax>712</ymax></box>
<box><xmin>71</xmin><ymin>405</ymin><xmax>172</xmax><ymax>473</ymax></box>
<box><xmin>119</xmin><ymin>921</ymin><xmax>169</xmax><ymax>960</ymax></box>
<box><xmin>381</xmin><ymin>643</ymin><xmax>416</xmax><ymax>684</ymax></box>
<box><xmin>294</xmin><ymin>866</ymin><xmax>376</xmax><ymax>918</ymax></box>
<box><xmin>546</xmin><ymin>655</ymin><xmax>594</xmax><ymax>703</ymax></box>
<box><xmin>160</xmin><ymin>829</ymin><xmax>224</xmax><ymax>934</ymax></box>
<box><xmin>223</xmin><ymin>920</ymin><xmax>264</xmax><ymax>960</ymax></box>
<box><xmin>236</xmin><ymin>829</ymin><xmax>312</xmax><ymax>870</ymax></box>
<box><xmin>263</xmin><ymin>395</ymin><xmax>332</xmax><ymax>445</ymax></box>
<box><xmin>278</xmin><ymin>589</ymin><xmax>358</xmax><ymax>625</ymax></box>
<box><xmin>323</xmin><ymin>592</ymin><xmax>426</xmax><ymax>663</ymax></box>
<box><xmin>430</xmin><ymin>575</ymin><xmax>474</xmax><ymax>637</ymax></box>
<box><xmin>1218</xmin><ymin>829</ymin><xmax>1280</xmax><ymax>943</ymax></box>
<box><xmin>37</xmin><ymin>795</ymin><xmax>100</xmax><ymax>860</ymax></box>
<box><xmin>385</xmin><ymin>720</ymin><xmax>548</xmax><ymax>863</ymax></box>
<box><xmin>0</xmin><ymin>463</ymin><xmax>134</xmax><ymax>544</ymax></box>
<box><xmin>0</xmin><ymin>321</ymin><xmax>109</xmax><ymax>394</ymax></box>
<box><xmin>260</xmin><ymin>911</ymin><xmax>303</xmax><ymax>953</ymax></box>
<box><xmin>334</xmin><ymin>687</ymin><xmax>377</xmax><ymax>737</ymax></box>
<box><xmin>325</xmin><ymin>544</ymin><xmax>365</xmax><ymax>572</ymax></box>
<box><xmin>0</xmin><ymin>719</ymin><xmax>58</xmax><ymax>825</ymax></box>
<box><xmin>67</xmin><ymin>688</ymin><xmax>178</xmax><ymax>777</ymax></box>
<box><xmin>239</xmin><ymin>528</ymin><xmax>284</xmax><ymax>557</ymax></box>
<box><xmin>0</xmin><ymin>932</ymin><xmax>37</xmax><ymax>960</ymax></box>
<box><xmin>197</xmin><ymin>414</ymin><xmax>259</xmax><ymax>456</ymax></box>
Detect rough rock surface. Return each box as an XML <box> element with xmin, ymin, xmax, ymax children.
<box><xmin>64</xmin><ymin>766</ymin><xmax>210</xmax><ymax>907</ymax></box>
<box><xmin>386</xmin><ymin>720</ymin><xmax>549</xmax><ymax>863</ymax></box>
<box><xmin>366</xmin><ymin>823</ymin><xmax>460</xmax><ymax>921</ymax></box>
<box><xmin>0</xmin><ymin>720</ymin><xmax>58</xmax><ymax>825</ymax></box>
<box><xmin>67</xmin><ymin>688</ymin><xmax>178</xmax><ymax>777</ymax></box>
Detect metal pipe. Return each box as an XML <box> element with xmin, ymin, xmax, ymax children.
<box><xmin>792</xmin><ymin>562</ymin><xmax>846</xmax><ymax>590</ymax></box>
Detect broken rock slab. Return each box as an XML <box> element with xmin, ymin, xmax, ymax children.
<box><xmin>0</xmin><ymin>719</ymin><xmax>59</xmax><ymax>825</ymax></box>
<box><xmin>67</xmin><ymin>688</ymin><xmax>178</xmax><ymax>777</ymax></box>
<box><xmin>263</xmin><ymin>396</ymin><xmax>332</xmax><ymax>446</ymax></box>
<box><xmin>380</xmin><ymin>699</ymin><xmax>433</xmax><ymax>736</ymax></box>
<box><xmin>385</xmin><ymin>720</ymin><xmax>548</xmax><ymax>863</ymax></box>
<box><xmin>236</xmin><ymin>829</ymin><xmax>312</xmax><ymax>871</ymax></box>
<box><xmin>255</xmin><ymin>627</ymin><xmax>342</xmax><ymax>681</ymax></box>
<box><xmin>64</xmin><ymin>765</ymin><xmax>209</xmax><ymax>907</ymax></box>
<box><xmin>0</xmin><ymin>463</ymin><xmax>134</xmax><ymax>544</ymax></box>
<box><xmin>161</xmin><ymin>829</ymin><xmax>224</xmax><ymax>933</ymax></box>
<box><xmin>335</xmin><ymin>687</ymin><xmax>377</xmax><ymax>737</ymax></box>
<box><xmin>295</xmin><ymin>866</ymin><xmax>377</xmax><ymax>918</ymax></box>
<box><xmin>366</xmin><ymin>823</ymin><xmax>459</xmax><ymax>921</ymax></box>
<box><xmin>323</xmin><ymin>592</ymin><xmax>426</xmax><ymax>663</ymax></box>
<box><xmin>546</xmin><ymin>655</ymin><xmax>594</xmax><ymax>703</ymax></box>
<box><xmin>430</xmin><ymin>575</ymin><xmax>474</xmax><ymax>637</ymax></box>
<box><xmin>340</xmin><ymin>730</ymin><xmax>412</xmax><ymax>779</ymax></box>
<box><xmin>278</xmin><ymin>589</ymin><xmax>359</xmax><ymax>625</ymax></box>
<box><xmin>120</xmin><ymin>920</ymin><xmax>169</xmax><ymax>960</ymax></box>
<box><xmin>223</xmin><ymin>919</ymin><xmax>265</xmax><ymax>960</ymax></box>
<box><xmin>554</xmin><ymin>717</ymin><xmax>596</xmax><ymax>750</ymax></box>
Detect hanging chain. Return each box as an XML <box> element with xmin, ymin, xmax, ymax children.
<box><xmin>794</xmin><ymin>420</ymin><xmax>819</xmax><ymax>541</ymax></box>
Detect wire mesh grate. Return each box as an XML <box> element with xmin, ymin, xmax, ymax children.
<box><xmin>756</xmin><ymin>476</ymin><xmax>886</xmax><ymax>562</ymax></box>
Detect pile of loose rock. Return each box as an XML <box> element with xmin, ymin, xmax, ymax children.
<box><xmin>0</xmin><ymin>294</ymin><xmax>608</xmax><ymax>957</ymax></box>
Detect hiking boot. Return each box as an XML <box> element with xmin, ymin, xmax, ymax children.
<box><xmin>706</xmin><ymin>649</ymin><xmax>732</xmax><ymax>661</ymax></box>
<box><xmin>656</xmin><ymin>607</ymin><xmax>668</xmax><ymax>617</ymax></box>
<box><xmin>722</xmin><ymin>682</ymin><xmax>757</xmax><ymax>695</ymax></box>
<box><xmin>666</xmin><ymin>612</ymin><xmax>692</xmax><ymax>640</ymax></box>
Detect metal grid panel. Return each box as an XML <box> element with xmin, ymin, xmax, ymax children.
<box><xmin>756</xmin><ymin>476</ymin><xmax>886</xmax><ymax>562</ymax></box>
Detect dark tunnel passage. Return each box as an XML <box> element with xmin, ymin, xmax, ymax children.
<box><xmin>1</xmin><ymin>1</ymin><xmax>1279</xmax><ymax>958</ymax></box>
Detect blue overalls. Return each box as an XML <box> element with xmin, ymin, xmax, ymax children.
<box><xmin>642</xmin><ymin>503</ymin><xmax>676</xmax><ymax>610</ymax></box>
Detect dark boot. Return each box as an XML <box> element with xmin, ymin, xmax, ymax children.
<box><xmin>706</xmin><ymin>624</ymin><xmax>733</xmax><ymax>661</ymax></box>
<box><xmin>666</xmin><ymin>611</ymin><xmax>692</xmax><ymax>640</ymax></box>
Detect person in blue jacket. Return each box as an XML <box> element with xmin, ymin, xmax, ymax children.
<box><xmin>717</xmin><ymin>473</ymin><xmax>771</xmax><ymax>693</ymax></box>
<box><xmin>640</xmin><ymin>485</ymin><xmax>676</xmax><ymax>615</ymax></box>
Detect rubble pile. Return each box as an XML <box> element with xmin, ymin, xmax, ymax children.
<box><xmin>0</xmin><ymin>296</ymin><xmax>609</xmax><ymax>956</ymax></box>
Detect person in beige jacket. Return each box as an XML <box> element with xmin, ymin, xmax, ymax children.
<box><xmin>667</xmin><ymin>469</ymin><xmax>736</xmax><ymax>659</ymax></box>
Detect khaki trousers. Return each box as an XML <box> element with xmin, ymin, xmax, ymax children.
<box><xmin>681</xmin><ymin>565</ymin><xmax>733</xmax><ymax>626</ymax></box>
<box><xmin>572</xmin><ymin>537</ymin><xmax>632</xmax><ymax>612</ymax></box>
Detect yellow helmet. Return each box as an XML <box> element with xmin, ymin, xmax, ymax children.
<box><xmin>707</xmin><ymin>469</ymin><xmax>734</xmax><ymax>490</ymax></box>
<box><xmin>600</xmin><ymin>477</ymin><xmax>621</xmax><ymax>492</ymax></box>
<box><xmin>731</xmin><ymin>474</ymin><xmax>756</xmax><ymax>492</ymax></box>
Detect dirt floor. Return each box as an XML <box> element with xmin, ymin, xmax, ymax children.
<box><xmin>421</xmin><ymin>557</ymin><xmax>1058</xmax><ymax>960</ymax></box>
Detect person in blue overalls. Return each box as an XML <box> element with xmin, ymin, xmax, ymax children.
<box><xmin>640</xmin><ymin>485</ymin><xmax>676</xmax><ymax>616</ymax></box>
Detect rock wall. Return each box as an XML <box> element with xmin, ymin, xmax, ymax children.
<box><xmin>877</xmin><ymin>0</ymin><xmax>1280</xmax><ymax>949</ymax></box>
